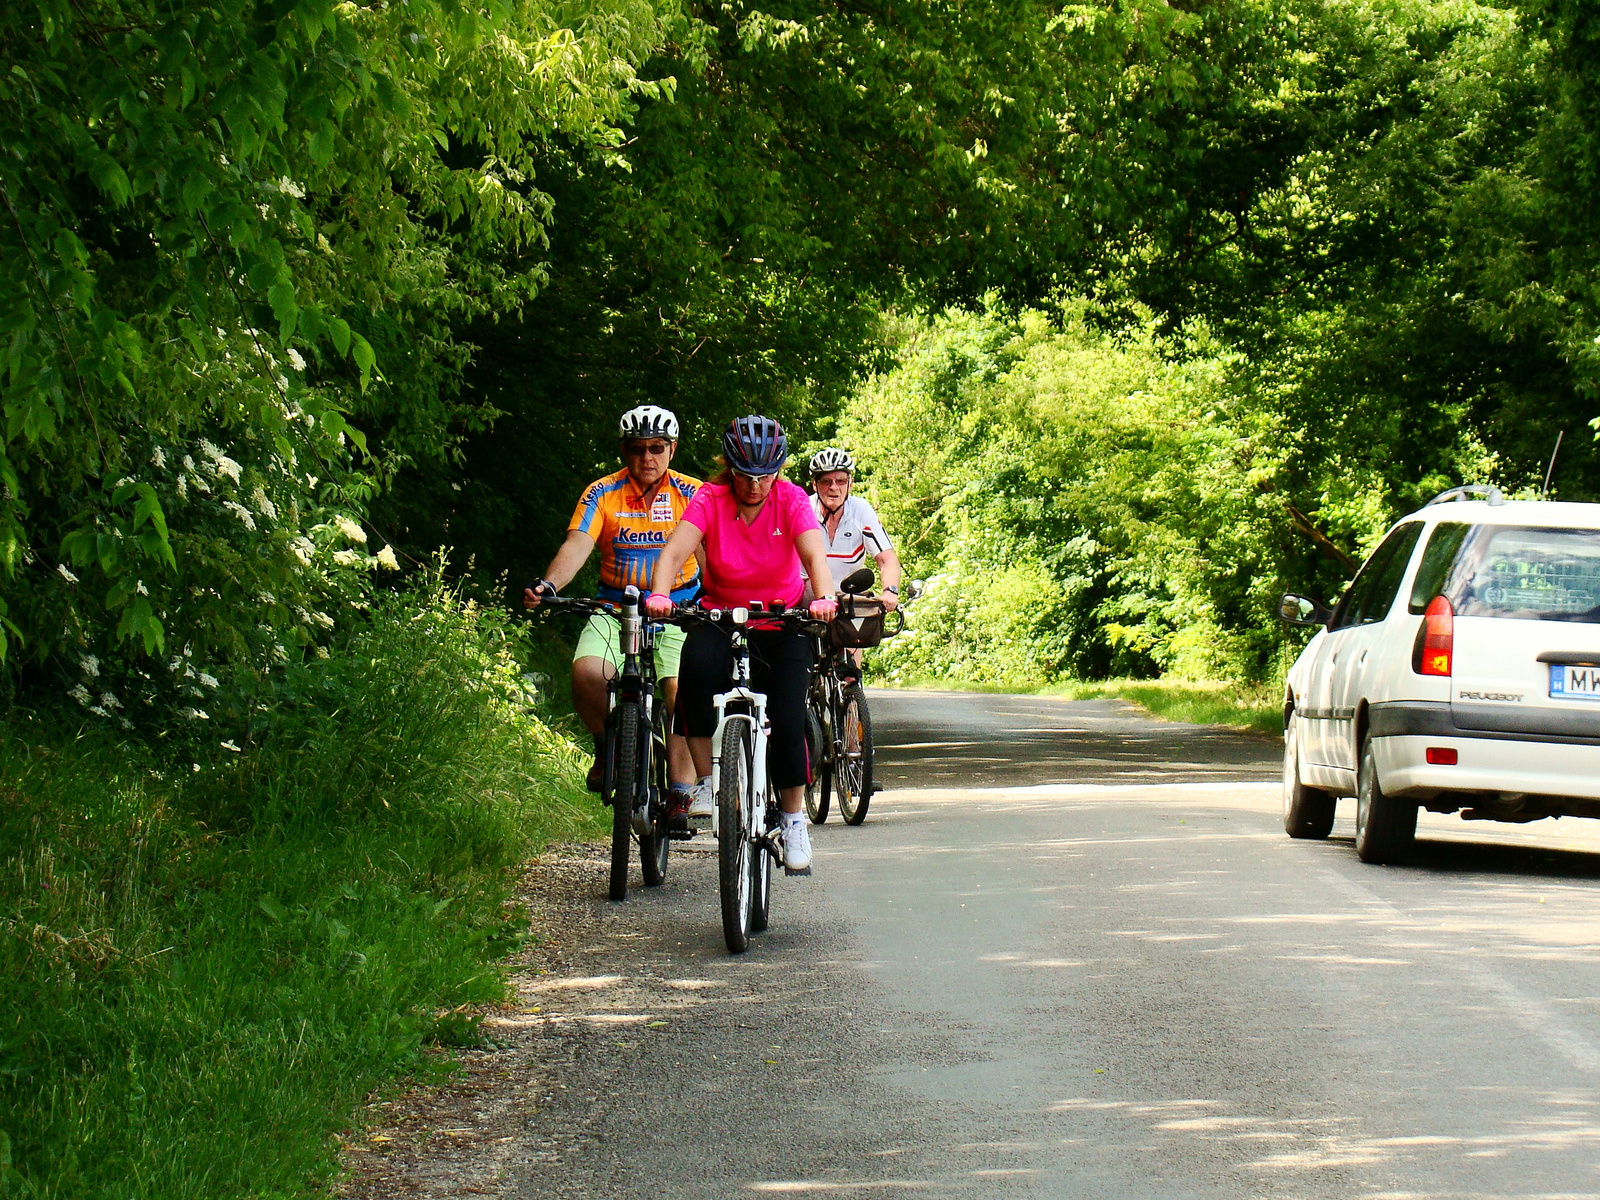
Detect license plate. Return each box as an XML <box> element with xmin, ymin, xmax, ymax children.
<box><xmin>1549</xmin><ymin>664</ymin><xmax>1600</xmax><ymax>700</ymax></box>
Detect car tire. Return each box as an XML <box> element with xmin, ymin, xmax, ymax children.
<box><xmin>1354</xmin><ymin>739</ymin><xmax>1417</xmax><ymax>865</ymax></box>
<box><xmin>1283</xmin><ymin>712</ymin><xmax>1336</xmax><ymax>839</ymax></box>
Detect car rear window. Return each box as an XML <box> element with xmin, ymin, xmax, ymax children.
<box><xmin>1445</xmin><ymin>525</ymin><xmax>1600</xmax><ymax>621</ymax></box>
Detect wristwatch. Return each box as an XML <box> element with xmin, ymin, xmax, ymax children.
<box><xmin>883</xmin><ymin>585</ymin><xmax>900</xmax><ymax>595</ymax></box>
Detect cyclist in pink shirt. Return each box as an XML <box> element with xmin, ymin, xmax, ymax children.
<box><xmin>646</xmin><ymin>415</ymin><xmax>837</xmax><ymax>873</ymax></box>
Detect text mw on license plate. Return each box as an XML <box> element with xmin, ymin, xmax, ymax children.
<box><xmin>1550</xmin><ymin>664</ymin><xmax>1600</xmax><ymax>699</ymax></box>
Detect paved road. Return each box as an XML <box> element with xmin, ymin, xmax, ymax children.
<box><xmin>507</xmin><ymin>690</ymin><xmax>1600</xmax><ymax>1199</ymax></box>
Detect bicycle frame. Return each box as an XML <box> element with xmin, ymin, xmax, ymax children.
<box><xmin>612</xmin><ymin>592</ymin><xmax>663</xmax><ymax>833</ymax></box>
<box><xmin>708</xmin><ymin>608</ymin><xmax>769</xmax><ymax>840</ymax></box>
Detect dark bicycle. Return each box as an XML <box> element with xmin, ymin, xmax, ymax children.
<box><xmin>804</xmin><ymin>569</ymin><xmax>915</xmax><ymax>826</ymax></box>
<box><xmin>530</xmin><ymin>585</ymin><xmax>685</xmax><ymax>901</ymax></box>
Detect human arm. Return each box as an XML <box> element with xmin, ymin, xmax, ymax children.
<box><xmin>795</xmin><ymin>527</ymin><xmax>836</xmax><ymax>612</ymax></box>
<box><xmin>646</xmin><ymin>521</ymin><xmax>705</xmax><ymax>615</ymax></box>
<box><xmin>874</xmin><ymin>547</ymin><xmax>903</xmax><ymax>611</ymax></box>
<box><xmin>523</xmin><ymin>529</ymin><xmax>595</xmax><ymax>608</ymax></box>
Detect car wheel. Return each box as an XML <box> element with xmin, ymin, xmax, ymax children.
<box><xmin>1283</xmin><ymin>712</ymin><xmax>1336</xmax><ymax>839</ymax></box>
<box><xmin>1354</xmin><ymin>739</ymin><xmax>1417</xmax><ymax>865</ymax></box>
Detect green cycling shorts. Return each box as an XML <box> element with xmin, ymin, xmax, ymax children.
<box><xmin>573</xmin><ymin>613</ymin><xmax>687</xmax><ymax>679</ymax></box>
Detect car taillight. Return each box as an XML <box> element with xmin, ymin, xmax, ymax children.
<box><xmin>1417</xmin><ymin>595</ymin><xmax>1454</xmax><ymax>676</ymax></box>
<box><xmin>1426</xmin><ymin>747</ymin><xmax>1458</xmax><ymax>765</ymax></box>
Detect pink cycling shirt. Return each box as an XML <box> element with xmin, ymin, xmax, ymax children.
<box><xmin>679</xmin><ymin>479</ymin><xmax>821</xmax><ymax>609</ymax></box>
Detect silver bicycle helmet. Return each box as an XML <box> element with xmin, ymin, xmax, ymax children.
<box><xmin>618</xmin><ymin>405</ymin><xmax>679</xmax><ymax>440</ymax></box>
<box><xmin>809</xmin><ymin>448</ymin><xmax>855</xmax><ymax>478</ymax></box>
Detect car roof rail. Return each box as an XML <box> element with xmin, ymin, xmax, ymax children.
<box><xmin>1426</xmin><ymin>484</ymin><xmax>1505</xmax><ymax>507</ymax></box>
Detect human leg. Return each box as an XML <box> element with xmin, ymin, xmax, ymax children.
<box><xmin>675</xmin><ymin>624</ymin><xmax>731</xmax><ymax>821</ymax></box>
<box><xmin>651</xmin><ymin>626</ymin><xmax>695</xmax><ymax>787</ymax></box>
<box><xmin>571</xmin><ymin>616</ymin><xmax>622</xmax><ymax>791</ymax></box>
<box><xmin>749</xmin><ymin>629</ymin><xmax>814</xmax><ymax>814</ymax></box>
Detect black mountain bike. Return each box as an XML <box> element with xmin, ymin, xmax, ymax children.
<box><xmin>532</xmin><ymin>586</ymin><xmax>684</xmax><ymax>901</ymax></box>
<box><xmin>804</xmin><ymin>569</ymin><xmax>909</xmax><ymax>826</ymax></box>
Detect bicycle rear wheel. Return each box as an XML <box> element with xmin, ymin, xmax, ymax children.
<box><xmin>608</xmin><ymin>705</ymin><xmax>640</xmax><ymax>901</ymax></box>
<box><xmin>804</xmin><ymin>702</ymin><xmax>830</xmax><ymax>825</ymax></box>
<box><xmin>835</xmin><ymin>683</ymin><xmax>874</xmax><ymax>826</ymax></box>
<box><xmin>639</xmin><ymin>701</ymin><xmax>670</xmax><ymax>886</ymax></box>
<box><xmin>718</xmin><ymin>719</ymin><xmax>754</xmax><ymax>953</ymax></box>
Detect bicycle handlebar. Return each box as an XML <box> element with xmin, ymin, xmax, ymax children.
<box><xmin>661</xmin><ymin>602</ymin><xmax>829</xmax><ymax>635</ymax></box>
<box><xmin>524</xmin><ymin>593</ymin><xmax>621</xmax><ymax>619</ymax></box>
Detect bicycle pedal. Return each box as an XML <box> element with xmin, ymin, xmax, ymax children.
<box><xmin>667</xmin><ymin>827</ymin><xmax>696</xmax><ymax>841</ymax></box>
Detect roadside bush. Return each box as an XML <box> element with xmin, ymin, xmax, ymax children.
<box><xmin>0</xmin><ymin>580</ymin><xmax>599</xmax><ymax>1199</ymax></box>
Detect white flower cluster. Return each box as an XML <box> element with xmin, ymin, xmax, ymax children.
<box><xmin>198</xmin><ymin>440</ymin><xmax>243</xmax><ymax>484</ymax></box>
<box><xmin>332</xmin><ymin>516</ymin><xmax>366</xmax><ymax>544</ymax></box>
<box><xmin>222</xmin><ymin>500</ymin><xmax>257</xmax><ymax>531</ymax></box>
<box><xmin>251</xmin><ymin>485</ymin><xmax>278</xmax><ymax>521</ymax></box>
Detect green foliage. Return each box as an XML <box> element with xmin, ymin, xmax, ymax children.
<box><xmin>851</xmin><ymin>301</ymin><xmax>1496</xmax><ymax>687</ymax></box>
<box><xmin>0</xmin><ymin>0</ymin><xmax>680</xmax><ymax>681</ymax></box>
<box><xmin>0</xmin><ymin>581</ymin><xmax>598</xmax><ymax>1198</ymax></box>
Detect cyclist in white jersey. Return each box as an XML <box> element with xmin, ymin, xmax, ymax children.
<box><xmin>807</xmin><ymin>449</ymin><xmax>902</xmax><ymax>672</ymax></box>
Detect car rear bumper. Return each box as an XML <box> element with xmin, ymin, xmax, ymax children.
<box><xmin>1370</xmin><ymin>699</ymin><xmax>1600</xmax><ymax>744</ymax></box>
<box><xmin>1372</xmin><ymin>734</ymin><xmax>1600</xmax><ymax>802</ymax></box>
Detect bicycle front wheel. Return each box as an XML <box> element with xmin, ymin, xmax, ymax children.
<box><xmin>718</xmin><ymin>719</ymin><xmax>754</xmax><ymax>954</ymax></box>
<box><xmin>835</xmin><ymin>683</ymin><xmax>875</xmax><ymax>826</ymax></box>
<box><xmin>804</xmin><ymin>702</ymin><xmax>830</xmax><ymax>825</ymax></box>
<box><xmin>609</xmin><ymin>704</ymin><xmax>641</xmax><ymax>901</ymax></box>
<box><xmin>750</xmin><ymin>787</ymin><xmax>774</xmax><ymax>933</ymax></box>
<box><xmin>639</xmin><ymin>701</ymin><xmax>670</xmax><ymax>887</ymax></box>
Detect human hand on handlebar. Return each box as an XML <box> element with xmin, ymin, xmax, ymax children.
<box><xmin>523</xmin><ymin>579</ymin><xmax>554</xmax><ymax>609</ymax></box>
<box><xmin>879</xmin><ymin>589</ymin><xmax>898</xmax><ymax>613</ymax></box>
<box><xmin>808</xmin><ymin>598</ymin><xmax>839</xmax><ymax>620</ymax></box>
<box><xmin>645</xmin><ymin>592</ymin><xmax>675</xmax><ymax>619</ymax></box>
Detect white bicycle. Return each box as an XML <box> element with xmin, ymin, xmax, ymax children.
<box><xmin>670</xmin><ymin>603</ymin><xmax>824</xmax><ymax>954</ymax></box>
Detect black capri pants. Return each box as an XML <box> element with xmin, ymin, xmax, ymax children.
<box><xmin>676</xmin><ymin>624</ymin><xmax>812</xmax><ymax>790</ymax></box>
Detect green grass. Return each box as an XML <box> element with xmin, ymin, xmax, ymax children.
<box><xmin>0</xmin><ymin>587</ymin><xmax>603</xmax><ymax>1199</ymax></box>
<box><xmin>878</xmin><ymin>673</ymin><xmax>1283</xmax><ymax>735</ymax></box>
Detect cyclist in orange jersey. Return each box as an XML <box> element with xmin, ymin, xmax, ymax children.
<box><xmin>524</xmin><ymin>406</ymin><xmax>702</xmax><ymax>821</ymax></box>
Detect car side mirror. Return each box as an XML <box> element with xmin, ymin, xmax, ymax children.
<box><xmin>1279</xmin><ymin>593</ymin><xmax>1331</xmax><ymax>627</ymax></box>
<box><xmin>905</xmin><ymin>579</ymin><xmax>925</xmax><ymax>602</ymax></box>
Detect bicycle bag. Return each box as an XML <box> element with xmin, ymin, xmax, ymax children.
<box><xmin>829</xmin><ymin>596</ymin><xmax>887</xmax><ymax>648</ymax></box>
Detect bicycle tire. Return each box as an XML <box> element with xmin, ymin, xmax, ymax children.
<box><xmin>718</xmin><ymin>719</ymin><xmax>754</xmax><ymax>953</ymax></box>
<box><xmin>750</xmin><ymin>788</ymin><xmax>773</xmax><ymax>933</ymax></box>
<box><xmin>639</xmin><ymin>701</ymin><xmax>670</xmax><ymax>886</ymax></box>
<box><xmin>608</xmin><ymin>704</ymin><xmax>639</xmax><ymax>901</ymax></box>
<box><xmin>836</xmin><ymin>683</ymin><xmax>874</xmax><ymax>826</ymax></box>
<box><xmin>804</xmin><ymin>703</ymin><xmax>830</xmax><ymax>825</ymax></box>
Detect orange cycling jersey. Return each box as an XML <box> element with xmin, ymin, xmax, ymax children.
<box><xmin>568</xmin><ymin>468</ymin><xmax>702</xmax><ymax>602</ymax></box>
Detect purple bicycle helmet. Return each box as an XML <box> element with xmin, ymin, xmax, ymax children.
<box><xmin>722</xmin><ymin>414</ymin><xmax>789</xmax><ymax>476</ymax></box>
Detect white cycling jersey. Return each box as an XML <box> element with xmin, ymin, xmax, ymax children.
<box><xmin>811</xmin><ymin>493</ymin><xmax>894</xmax><ymax>589</ymax></box>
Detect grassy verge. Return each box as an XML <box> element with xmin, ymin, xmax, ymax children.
<box><xmin>877</xmin><ymin>673</ymin><xmax>1282</xmax><ymax>735</ymax></box>
<box><xmin>1044</xmin><ymin>678</ymin><xmax>1282</xmax><ymax>735</ymax></box>
<box><xmin>0</xmin><ymin>586</ymin><xmax>603</xmax><ymax>1199</ymax></box>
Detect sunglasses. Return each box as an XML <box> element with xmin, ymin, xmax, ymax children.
<box><xmin>622</xmin><ymin>441</ymin><xmax>673</xmax><ymax>457</ymax></box>
<box><xmin>733</xmin><ymin>468</ymin><xmax>779</xmax><ymax>483</ymax></box>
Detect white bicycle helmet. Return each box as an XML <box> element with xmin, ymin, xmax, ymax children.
<box><xmin>619</xmin><ymin>405</ymin><xmax>679</xmax><ymax>440</ymax></box>
<box><xmin>809</xmin><ymin>448</ymin><xmax>855</xmax><ymax>478</ymax></box>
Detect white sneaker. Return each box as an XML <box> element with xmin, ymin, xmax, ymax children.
<box><xmin>782</xmin><ymin>819</ymin><xmax>813</xmax><ymax>875</ymax></box>
<box><xmin>687</xmin><ymin>781</ymin><xmax>715</xmax><ymax>824</ymax></box>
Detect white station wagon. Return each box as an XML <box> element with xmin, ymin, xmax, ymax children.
<box><xmin>1279</xmin><ymin>486</ymin><xmax>1600</xmax><ymax>863</ymax></box>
